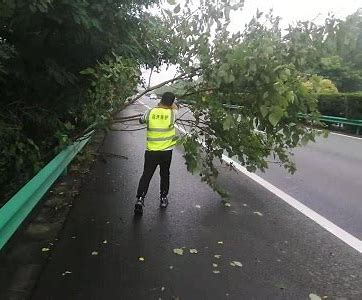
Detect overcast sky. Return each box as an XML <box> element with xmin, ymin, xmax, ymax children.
<box><xmin>143</xmin><ymin>0</ymin><xmax>361</xmax><ymax>87</ymax></box>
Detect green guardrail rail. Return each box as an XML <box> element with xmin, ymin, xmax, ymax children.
<box><xmin>319</xmin><ymin>115</ymin><xmax>362</xmax><ymax>134</ymax></box>
<box><xmin>179</xmin><ymin>100</ymin><xmax>362</xmax><ymax>135</ymax></box>
<box><xmin>0</xmin><ymin>131</ymin><xmax>94</xmax><ymax>250</ymax></box>
<box><xmin>299</xmin><ymin>113</ymin><xmax>362</xmax><ymax>135</ymax></box>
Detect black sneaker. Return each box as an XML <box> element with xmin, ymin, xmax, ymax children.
<box><xmin>160</xmin><ymin>196</ymin><xmax>168</xmax><ymax>208</ymax></box>
<box><xmin>134</xmin><ymin>197</ymin><xmax>144</xmax><ymax>215</ymax></box>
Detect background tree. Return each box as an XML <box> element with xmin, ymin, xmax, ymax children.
<box><xmin>0</xmin><ymin>0</ymin><xmax>175</xmax><ymax>203</ymax></box>
<box><xmin>285</xmin><ymin>9</ymin><xmax>362</xmax><ymax>92</ymax></box>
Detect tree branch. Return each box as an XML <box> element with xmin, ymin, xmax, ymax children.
<box><xmin>131</xmin><ymin>67</ymin><xmax>201</xmax><ymax>103</ymax></box>
<box><xmin>147</xmin><ymin>67</ymin><xmax>153</xmax><ymax>89</ymax></box>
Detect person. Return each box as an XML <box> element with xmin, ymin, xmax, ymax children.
<box><xmin>134</xmin><ymin>92</ymin><xmax>178</xmax><ymax>215</ymax></box>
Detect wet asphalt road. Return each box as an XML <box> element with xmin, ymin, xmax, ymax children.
<box><xmin>257</xmin><ymin>133</ymin><xmax>362</xmax><ymax>239</ymax></box>
<box><xmin>32</xmin><ymin>99</ymin><xmax>362</xmax><ymax>299</ymax></box>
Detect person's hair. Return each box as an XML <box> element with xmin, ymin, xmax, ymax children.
<box><xmin>161</xmin><ymin>92</ymin><xmax>175</xmax><ymax>106</ymax></box>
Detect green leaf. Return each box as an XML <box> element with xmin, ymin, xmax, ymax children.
<box><xmin>286</xmin><ymin>91</ymin><xmax>295</xmax><ymax>103</ymax></box>
<box><xmin>268</xmin><ymin>107</ymin><xmax>284</xmax><ymax>126</ymax></box>
<box><xmin>174</xmin><ymin>4</ymin><xmax>181</xmax><ymax>13</ymax></box>
<box><xmin>223</xmin><ymin>115</ymin><xmax>234</xmax><ymax>130</ymax></box>
<box><xmin>164</xmin><ymin>9</ymin><xmax>173</xmax><ymax>19</ymax></box>
<box><xmin>265</xmin><ymin>46</ymin><xmax>273</xmax><ymax>55</ymax></box>
<box><xmin>224</xmin><ymin>6</ymin><xmax>231</xmax><ymax>21</ymax></box>
<box><xmin>301</xmin><ymin>135</ymin><xmax>309</xmax><ymax>146</ymax></box>
<box><xmin>260</xmin><ymin>105</ymin><xmax>269</xmax><ymax>117</ymax></box>
<box><xmin>80</xmin><ymin>68</ymin><xmax>95</xmax><ymax>75</ymax></box>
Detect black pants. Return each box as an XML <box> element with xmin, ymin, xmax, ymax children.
<box><xmin>136</xmin><ymin>150</ymin><xmax>173</xmax><ymax>199</ymax></box>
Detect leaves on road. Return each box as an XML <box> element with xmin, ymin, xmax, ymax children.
<box><xmin>230</xmin><ymin>261</ymin><xmax>242</xmax><ymax>267</ymax></box>
<box><xmin>62</xmin><ymin>271</ymin><xmax>72</xmax><ymax>276</ymax></box>
<box><xmin>138</xmin><ymin>256</ymin><xmax>145</xmax><ymax>261</ymax></box>
<box><xmin>189</xmin><ymin>249</ymin><xmax>198</xmax><ymax>254</ymax></box>
<box><xmin>309</xmin><ymin>294</ymin><xmax>322</xmax><ymax>300</ymax></box>
<box><xmin>41</xmin><ymin>247</ymin><xmax>50</xmax><ymax>252</ymax></box>
<box><xmin>173</xmin><ymin>248</ymin><xmax>184</xmax><ymax>255</ymax></box>
<box><xmin>213</xmin><ymin>263</ymin><xmax>218</xmax><ymax>268</ymax></box>
<box><xmin>213</xmin><ymin>270</ymin><xmax>221</xmax><ymax>274</ymax></box>
<box><xmin>253</xmin><ymin>211</ymin><xmax>263</xmax><ymax>216</ymax></box>
<box><xmin>217</xmin><ymin>241</ymin><xmax>224</xmax><ymax>244</ymax></box>
<box><xmin>224</xmin><ymin>202</ymin><xmax>231</xmax><ymax>207</ymax></box>
<box><xmin>214</xmin><ymin>254</ymin><xmax>222</xmax><ymax>259</ymax></box>
<box><xmin>91</xmin><ymin>251</ymin><xmax>99</xmax><ymax>256</ymax></box>
<box><xmin>195</xmin><ymin>205</ymin><xmax>201</xmax><ymax>209</ymax></box>
<box><xmin>103</xmin><ymin>240</ymin><xmax>108</xmax><ymax>244</ymax></box>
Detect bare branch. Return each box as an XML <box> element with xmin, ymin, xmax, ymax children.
<box><xmin>147</xmin><ymin>67</ymin><xmax>153</xmax><ymax>89</ymax></box>
<box><xmin>131</xmin><ymin>67</ymin><xmax>201</xmax><ymax>103</ymax></box>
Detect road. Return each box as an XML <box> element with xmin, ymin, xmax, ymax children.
<box><xmin>257</xmin><ymin>133</ymin><xmax>362</xmax><ymax>240</ymax></box>
<box><xmin>31</xmin><ymin>98</ymin><xmax>362</xmax><ymax>299</ymax></box>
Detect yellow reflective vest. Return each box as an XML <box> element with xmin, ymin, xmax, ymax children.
<box><xmin>145</xmin><ymin>107</ymin><xmax>177</xmax><ymax>151</ymax></box>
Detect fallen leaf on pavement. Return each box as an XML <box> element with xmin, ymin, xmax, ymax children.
<box><xmin>103</xmin><ymin>240</ymin><xmax>108</xmax><ymax>244</ymax></box>
<box><xmin>173</xmin><ymin>248</ymin><xmax>184</xmax><ymax>255</ymax></box>
<box><xmin>213</xmin><ymin>270</ymin><xmax>220</xmax><ymax>274</ymax></box>
<box><xmin>138</xmin><ymin>256</ymin><xmax>145</xmax><ymax>261</ymax></box>
<box><xmin>309</xmin><ymin>294</ymin><xmax>322</xmax><ymax>300</ymax></box>
<box><xmin>42</xmin><ymin>247</ymin><xmax>50</xmax><ymax>252</ymax></box>
<box><xmin>253</xmin><ymin>211</ymin><xmax>263</xmax><ymax>216</ymax></box>
<box><xmin>169</xmin><ymin>266</ymin><xmax>174</xmax><ymax>270</ymax></box>
<box><xmin>62</xmin><ymin>271</ymin><xmax>72</xmax><ymax>276</ymax></box>
<box><xmin>91</xmin><ymin>251</ymin><xmax>98</xmax><ymax>256</ymax></box>
<box><xmin>195</xmin><ymin>205</ymin><xmax>201</xmax><ymax>209</ymax></box>
<box><xmin>214</xmin><ymin>255</ymin><xmax>221</xmax><ymax>259</ymax></box>
<box><xmin>189</xmin><ymin>249</ymin><xmax>198</xmax><ymax>254</ymax></box>
<box><xmin>161</xmin><ymin>287</ymin><xmax>165</xmax><ymax>292</ymax></box>
<box><xmin>230</xmin><ymin>261</ymin><xmax>242</xmax><ymax>267</ymax></box>
<box><xmin>217</xmin><ymin>241</ymin><xmax>224</xmax><ymax>244</ymax></box>
<box><xmin>213</xmin><ymin>263</ymin><xmax>218</xmax><ymax>268</ymax></box>
<box><xmin>224</xmin><ymin>202</ymin><xmax>231</xmax><ymax>207</ymax></box>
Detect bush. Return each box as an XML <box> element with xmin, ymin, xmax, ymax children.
<box><xmin>318</xmin><ymin>92</ymin><xmax>362</xmax><ymax>119</ymax></box>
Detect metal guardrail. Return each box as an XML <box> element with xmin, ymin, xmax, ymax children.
<box><xmin>299</xmin><ymin>114</ymin><xmax>362</xmax><ymax>135</ymax></box>
<box><xmin>0</xmin><ymin>131</ymin><xmax>94</xmax><ymax>250</ymax></box>
<box><xmin>178</xmin><ymin>99</ymin><xmax>362</xmax><ymax>135</ymax></box>
<box><xmin>319</xmin><ymin>115</ymin><xmax>362</xmax><ymax>135</ymax></box>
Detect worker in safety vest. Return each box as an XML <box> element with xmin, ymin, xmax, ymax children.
<box><xmin>134</xmin><ymin>92</ymin><xmax>178</xmax><ymax>215</ymax></box>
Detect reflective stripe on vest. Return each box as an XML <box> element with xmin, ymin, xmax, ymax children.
<box><xmin>146</xmin><ymin>107</ymin><xmax>177</xmax><ymax>151</ymax></box>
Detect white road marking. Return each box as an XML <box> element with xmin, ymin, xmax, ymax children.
<box><xmin>329</xmin><ymin>131</ymin><xmax>362</xmax><ymax>140</ymax></box>
<box><xmin>221</xmin><ymin>155</ymin><xmax>362</xmax><ymax>253</ymax></box>
<box><xmin>137</xmin><ymin>99</ymin><xmax>362</xmax><ymax>253</ymax></box>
